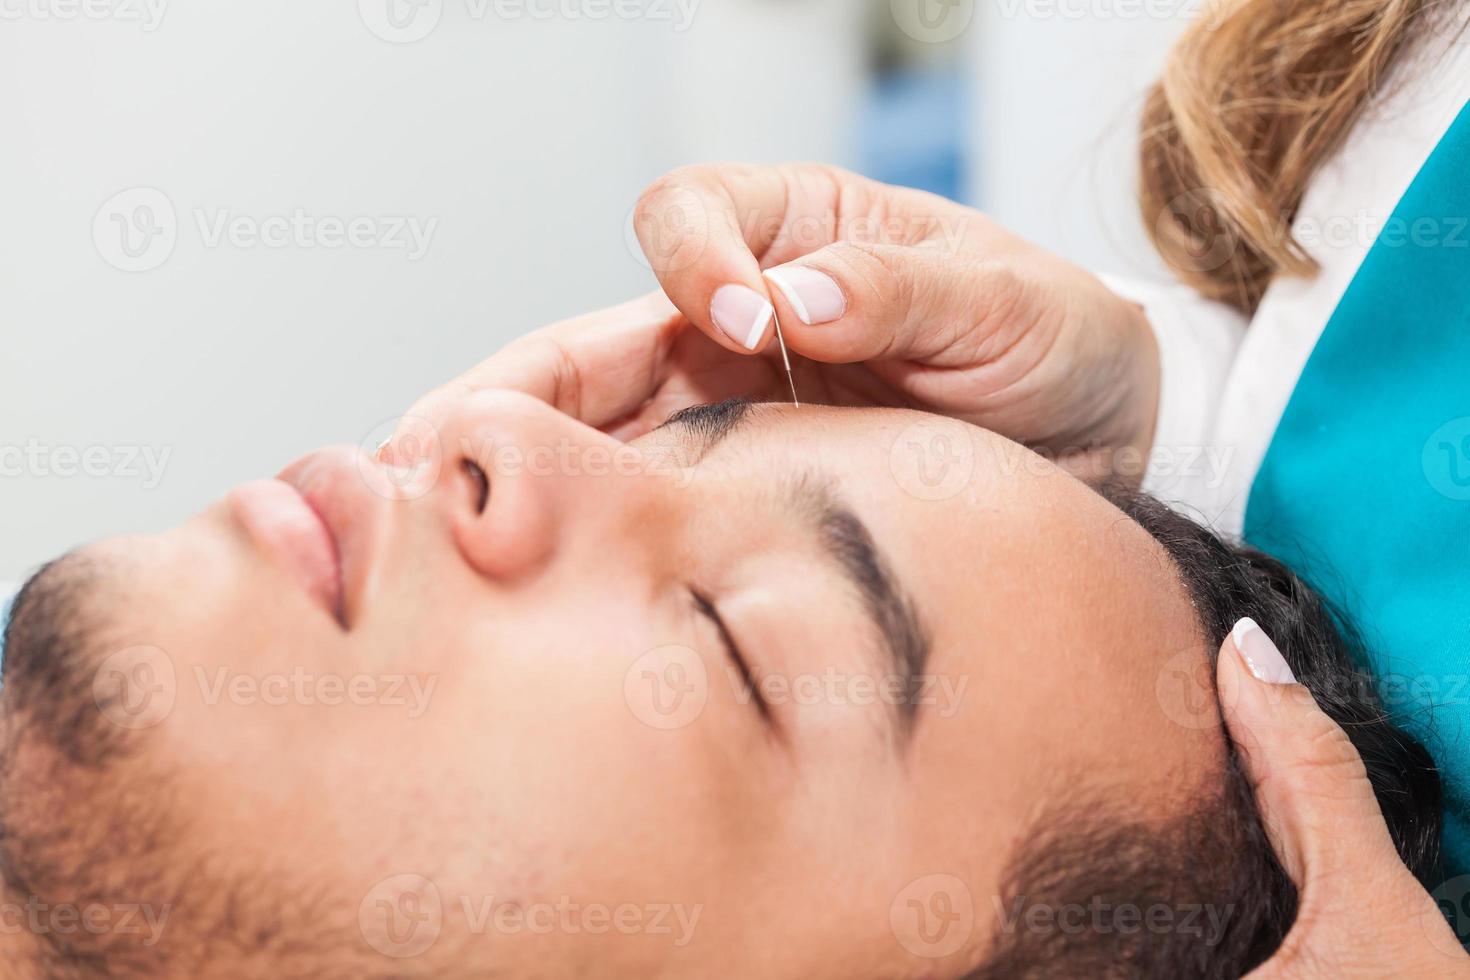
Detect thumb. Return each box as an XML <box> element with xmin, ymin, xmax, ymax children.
<box><xmin>1218</xmin><ymin>618</ymin><xmax>1463</xmax><ymax>978</ymax></box>
<box><xmin>762</xmin><ymin>245</ymin><xmax>1037</xmax><ymax>371</ymax></box>
<box><xmin>1218</xmin><ymin>617</ymin><xmax>1401</xmax><ymax>888</ymax></box>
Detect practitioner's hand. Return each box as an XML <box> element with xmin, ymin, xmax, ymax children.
<box><xmin>1218</xmin><ymin>619</ymin><xmax>1470</xmax><ymax>979</ymax></box>
<box><xmin>380</xmin><ymin>290</ymin><xmax>803</xmax><ymax>457</ymax></box>
<box><xmin>627</xmin><ymin>162</ymin><xmax>1160</xmax><ymax>478</ymax></box>
<box><xmin>387</xmin><ymin>164</ymin><xmax>1160</xmax><ymax>480</ymax></box>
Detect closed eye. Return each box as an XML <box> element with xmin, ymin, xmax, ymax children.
<box><xmin>691</xmin><ymin>590</ymin><xmax>771</xmax><ymax>725</ymax></box>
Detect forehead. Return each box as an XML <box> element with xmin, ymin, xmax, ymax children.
<box><xmin>673</xmin><ymin>403</ymin><xmax>1217</xmax><ymax>753</ymax></box>
<box><xmin>654</xmin><ymin>401</ymin><xmax>1208</xmax><ymax>689</ymax></box>
<box><xmin>650</xmin><ymin>401</ymin><xmax>1154</xmax><ymax>569</ymax></box>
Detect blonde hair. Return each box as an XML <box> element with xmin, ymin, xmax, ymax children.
<box><xmin>1140</xmin><ymin>0</ymin><xmax>1443</xmax><ymax>313</ymax></box>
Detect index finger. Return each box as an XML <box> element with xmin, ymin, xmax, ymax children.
<box><xmin>632</xmin><ymin>163</ymin><xmax>854</xmax><ymax>354</ymax></box>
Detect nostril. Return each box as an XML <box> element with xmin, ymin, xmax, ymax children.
<box><xmin>462</xmin><ymin>458</ymin><xmax>489</xmax><ymax>515</ymax></box>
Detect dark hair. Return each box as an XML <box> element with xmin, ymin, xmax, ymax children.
<box><xmin>968</xmin><ymin>489</ymin><xmax>1443</xmax><ymax>978</ymax></box>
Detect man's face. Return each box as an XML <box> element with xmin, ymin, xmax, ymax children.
<box><xmin>28</xmin><ymin>395</ymin><xmax>1222</xmax><ymax>977</ymax></box>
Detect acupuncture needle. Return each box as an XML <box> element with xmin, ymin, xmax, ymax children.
<box><xmin>770</xmin><ymin>306</ymin><xmax>800</xmax><ymax>407</ymax></box>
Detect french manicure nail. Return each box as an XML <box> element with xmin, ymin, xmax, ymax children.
<box><xmin>1231</xmin><ymin>617</ymin><xmax>1296</xmax><ymax>684</ymax></box>
<box><xmin>710</xmin><ymin>283</ymin><xmax>774</xmax><ymax>350</ymax></box>
<box><xmin>764</xmin><ymin>266</ymin><xmax>846</xmax><ymax>325</ymax></box>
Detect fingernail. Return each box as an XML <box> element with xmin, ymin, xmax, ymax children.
<box><xmin>764</xmin><ymin>266</ymin><xmax>846</xmax><ymax>325</ymax></box>
<box><xmin>710</xmin><ymin>284</ymin><xmax>774</xmax><ymax>350</ymax></box>
<box><xmin>1232</xmin><ymin>617</ymin><xmax>1296</xmax><ymax>684</ymax></box>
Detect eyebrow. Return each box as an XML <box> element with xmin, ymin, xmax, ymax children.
<box><xmin>660</xmin><ymin>401</ymin><xmax>933</xmax><ymax>736</ymax></box>
<box><xmin>656</xmin><ymin>398</ymin><xmax>754</xmax><ymax>461</ymax></box>
<box><xmin>797</xmin><ymin>481</ymin><xmax>932</xmax><ymax>735</ymax></box>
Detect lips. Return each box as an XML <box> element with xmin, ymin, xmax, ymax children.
<box><xmin>228</xmin><ymin>478</ymin><xmax>344</xmax><ymax>626</ymax></box>
<box><xmin>228</xmin><ymin>447</ymin><xmax>390</xmax><ymax>629</ymax></box>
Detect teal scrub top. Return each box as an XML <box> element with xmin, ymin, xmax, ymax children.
<box><xmin>1245</xmin><ymin>96</ymin><xmax>1470</xmax><ymax>893</ymax></box>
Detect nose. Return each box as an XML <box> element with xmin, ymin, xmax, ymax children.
<box><xmin>435</xmin><ymin>390</ymin><xmax>632</xmax><ymax>581</ymax></box>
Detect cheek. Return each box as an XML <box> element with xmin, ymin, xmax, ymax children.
<box><xmin>379</xmin><ymin>592</ymin><xmax>753</xmax><ymax>902</ymax></box>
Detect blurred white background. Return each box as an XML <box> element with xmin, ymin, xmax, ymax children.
<box><xmin>0</xmin><ymin>0</ymin><xmax>1199</xmax><ymax>579</ymax></box>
